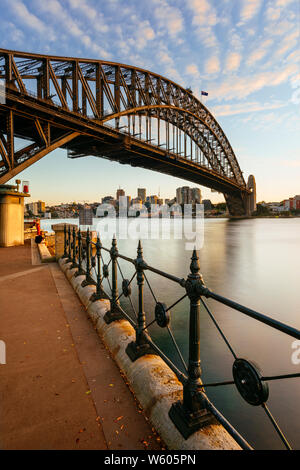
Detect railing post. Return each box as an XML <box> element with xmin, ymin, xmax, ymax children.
<box><xmin>126</xmin><ymin>240</ymin><xmax>155</xmax><ymax>361</ymax></box>
<box><xmin>68</xmin><ymin>225</ymin><xmax>72</xmax><ymax>261</ymax></box>
<box><xmin>169</xmin><ymin>249</ymin><xmax>214</xmax><ymax>439</ymax></box>
<box><xmin>62</xmin><ymin>224</ymin><xmax>68</xmax><ymax>258</ymax></box>
<box><xmin>81</xmin><ymin>228</ymin><xmax>96</xmax><ymax>287</ymax></box>
<box><xmin>90</xmin><ymin>235</ymin><xmax>106</xmax><ymax>301</ymax></box>
<box><xmin>104</xmin><ymin>236</ymin><xmax>123</xmax><ymax>323</ymax></box>
<box><xmin>70</xmin><ymin>226</ymin><xmax>78</xmax><ymax>269</ymax></box>
<box><xmin>75</xmin><ymin>228</ymin><xmax>85</xmax><ymax>277</ymax></box>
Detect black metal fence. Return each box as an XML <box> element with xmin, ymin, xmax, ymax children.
<box><xmin>63</xmin><ymin>224</ymin><xmax>300</xmax><ymax>450</ymax></box>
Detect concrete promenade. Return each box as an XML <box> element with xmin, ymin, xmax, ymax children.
<box><xmin>0</xmin><ymin>240</ymin><xmax>161</xmax><ymax>450</ymax></box>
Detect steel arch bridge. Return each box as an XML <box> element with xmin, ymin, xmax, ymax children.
<box><xmin>0</xmin><ymin>49</ymin><xmax>255</xmax><ymax>216</ymax></box>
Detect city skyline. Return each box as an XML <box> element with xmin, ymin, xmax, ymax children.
<box><xmin>1</xmin><ymin>0</ymin><xmax>299</xmax><ymax>204</ymax></box>
<box><xmin>26</xmin><ymin>183</ymin><xmax>298</xmax><ymax>210</ymax></box>
<box><xmin>24</xmin><ymin>181</ymin><xmax>300</xmax><ymax>207</ymax></box>
<box><xmin>28</xmin><ymin>185</ymin><xmax>203</xmax><ymax>206</ymax></box>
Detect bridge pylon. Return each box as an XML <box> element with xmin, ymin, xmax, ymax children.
<box><xmin>224</xmin><ymin>175</ymin><xmax>256</xmax><ymax>217</ymax></box>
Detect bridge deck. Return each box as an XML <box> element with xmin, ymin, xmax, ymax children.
<box><xmin>0</xmin><ymin>241</ymin><xmax>161</xmax><ymax>450</ymax></box>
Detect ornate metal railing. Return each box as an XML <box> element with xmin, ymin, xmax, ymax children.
<box><xmin>62</xmin><ymin>224</ymin><xmax>300</xmax><ymax>450</ymax></box>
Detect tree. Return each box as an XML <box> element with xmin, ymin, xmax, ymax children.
<box><xmin>254</xmin><ymin>204</ymin><xmax>271</xmax><ymax>216</ymax></box>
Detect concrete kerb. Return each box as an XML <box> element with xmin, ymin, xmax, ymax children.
<box><xmin>37</xmin><ymin>241</ymin><xmax>56</xmax><ymax>263</ymax></box>
<box><xmin>58</xmin><ymin>257</ymin><xmax>241</xmax><ymax>451</ymax></box>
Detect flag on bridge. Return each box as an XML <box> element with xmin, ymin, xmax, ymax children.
<box><xmin>201</xmin><ymin>91</ymin><xmax>208</xmax><ymax>96</ymax></box>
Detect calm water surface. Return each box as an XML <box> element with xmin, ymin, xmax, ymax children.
<box><xmin>42</xmin><ymin>217</ymin><xmax>300</xmax><ymax>450</ymax></box>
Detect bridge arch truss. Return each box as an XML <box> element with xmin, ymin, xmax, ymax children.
<box><xmin>0</xmin><ymin>49</ymin><xmax>250</xmax><ymax>214</ymax></box>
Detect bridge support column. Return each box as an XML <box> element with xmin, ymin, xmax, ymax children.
<box><xmin>224</xmin><ymin>192</ymin><xmax>249</xmax><ymax>217</ymax></box>
<box><xmin>224</xmin><ymin>175</ymin><xmax>257</xmax><ymax>217</ymax></box>
<box><xmin>247</xmin><ymin>175</ymin><xmax>257</xmax><ymax>214</ymax></box>
<box><xmin>0</xmin><ymin>184</ymin><xmax>30</xmax><ymax>247</ymax></box>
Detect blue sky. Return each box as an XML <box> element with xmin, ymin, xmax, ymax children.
<box><xmin>1</xmin><ymin>0</ymin><xmax>299</xmax><ymax>204</ymax></box>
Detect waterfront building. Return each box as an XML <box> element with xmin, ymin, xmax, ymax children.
<box><xmin>37</xmin><ymin>200</ymin><xmax>45</xmax><ymax>213</ymax></box>
<box><xmin>131</xmin><ymin>197</ymin><xmax>143</xmax><ymax>208</ymax></box>
<box><xmin>116</xmin><ymin>188</ymin><xmax>125</xmax><ymax>200</ymax></box>
<box><xmin>191</xmin><ymin>188</ymin><xmax>202</xmax><ymax>204</ymax></box>
<box><xmin>26</xmin><ymin>200</ymin><xmax>46</xmax><ymax>215</ymax></box>
<box><xmin>176</xmin><ymin>186</ymin><xmax>190</xmax><ymax>204</ymax></box>
<box><xmin>176</xmin><ymin>186</ymin><xmax>202</xmax><ymax>204</ymax></box>
<box><xmin>26</xmin><ymin>202</ymin><xmax>39</xmax><ymax>216</ymax></box>
<box><xmin>102</xmin><ymin>196</ymin><xmax>114</xmax><ymax>204</ymax></box>
<box><xmin>293</xmin><ymin>195</ymin><xmax>300</xmax><ymax>210</ymax></box>
<box><xmin>149</xmin><ymin>195</ymin><xmax>158</xmax><ymax>204</ymax></box>
<box><xmin>137</xmin><ymin>188</ymin><xmax>146</xmax><ymax>203</ymax></box>
<box><xmin>203</xmin><ymin>199</ymin><xmax>212</xmax><ymax>211</ymax></box>
<box><xmin>283</xmin><ymin>196</ymin><xmax>300</xmax><ymax>210</ymax></box>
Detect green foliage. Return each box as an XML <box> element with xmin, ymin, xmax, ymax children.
<box><xmin>253</xmin><ymin>204</ymin><xmax>271</xmax><ymax>216</ymax></box>
<box><xmin>213</xmin><ymin>202</ymin><xmax>227</xmax><ymax>211</ymax></box>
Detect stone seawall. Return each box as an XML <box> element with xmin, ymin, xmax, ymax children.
<box><xmin>59</xmin><ymin>257</ymin><xmax>241</xmax><ymax>451</ymax></box>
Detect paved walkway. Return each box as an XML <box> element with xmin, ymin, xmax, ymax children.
<box><xmin>0</xmin><ymin>241</ymin><xmax>161</xmax><ymax>450</ymax></box>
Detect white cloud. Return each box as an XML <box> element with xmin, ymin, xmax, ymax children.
<box><xmin>240</xmin><ymin>0</ymin><xmax>262</xmax><ymax>24</ymax></box>
<box><xmin>34</xmin><ymin>0</ymin><xmax>110</xmax><ymax>58</ymax></box>
<box><xmin>185</xmin><ymin>64</ymin><xmax>200</xmax><ymax>77</ymax></box>
<box><xmin>273</xmin><ymin>29</ymin><xmax>299</xmax><ymax>58</ymax></box>
<box><xmin>228</xmin><ymin>30</ymin><xmax>243</xmax><ymax>51</ymax></box>
<box><xmin>209</xmin><ymin>62</ymin><xmax>298</xmax><ymax>101</ymax></box>
<box><xmin>188</xmin><ymin>0</ymin><xmax>218</xmax><ymax>26</ymax></box>
<box><xmin>205</xmin><ymin>56</ymin><xmax>220</xmax><ymax>75</ymax></box>
<box><xmin>212</xmin><ymin>100</ymin><xmax>286</xmax><ymax>117</ymax></box>
<box><xmin>6</xmin><ymin>22</ymin><xmax>25</xmax><ymax>44</ymax></box>
<box><xmin>154</xmin><ymin>0</ymin><xmax>183</xmax><ymax>37</ymax></box>
<box><xmin>246</xmin><ymin>39</ymin><xmax>273</xmax><ymax>66</ymax></box>
<box><xmin>67</xmin><ymin>0</ymin><xmax>108</xmax><ymax>33</ymax></box>
<box><xmin>187</xmin><ymin>0</ymin><xmax>219</xmax><ymax>48</ymax></box>
<box><xmin>10</xmin><ymin>1</ymin><xmax>50</xmax><ymax>35</ymax></box>
<box><xmin>226</xmin><ymin>52</ymin><xmax>242</xmax><ymax>72</ymax></box>
<box><xmin>132</xmin><ymin>20</ymin><xmax>155</xmax><ymax>50</ymax></box>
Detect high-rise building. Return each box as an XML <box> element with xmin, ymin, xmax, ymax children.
<box><xmin>176</xmin><ymin>188</ymin><xmax>182</xmax><ymax>205</ymax></box>
<box><xmin>137</xmin><ymin>188</ymin><xmax>146</xmax><ymax>203</ymax></box>
<box><xmin>102</xmin><ymin>196</ymin><xmax>114</xmax><ymax>204</ymax></box>
<box><xmin>191</xmin><ymin>188</ymin><xmax>202</xmax><ymax>204</ymax></box>
<box><xmin>176</xmin><ymin>186</ymin><xmax>202</xmax><ymax>204</ymax></box>
<box><xmin>131</xmin><ymin>197</ymin><xmax>143</xmax><ymax>208</ymax></box>
<box><xmin>26</xmin><ymin>202</ymin><xmax>39</xmax><ymax>216</ymax></box>
<box><xmin>116</xmin><ymin>188</ymin><xmax>125</xmax><ymax>200</ymax></box>
<box><xmin>149</xmin><ymin>195</ymin><xmax>158</xmax><ymax>205</ymax></box>
<box><xmin>37</xmin><ymin>200</ymin><xmax>45</xmax><ymax>213</ymax></box>
<box><xmin>203</xmin><ymin>199</ymin><xmax>212</xmax><ymax>211</ymax></box>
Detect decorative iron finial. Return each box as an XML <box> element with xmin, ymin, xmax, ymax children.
<box><xmin>137</xmin><ymin>239</ymin><xmax>143</xmax><ymax>257</ymax></box>
<box><xmin>96</xmin><ymin>234</ymin><xmax>101</xmax><ymax>249</ymax></box>
<box><xmin>190</xmin><ymin>248</ymin><xmax>200</xmax><ymax>276</ymax></box>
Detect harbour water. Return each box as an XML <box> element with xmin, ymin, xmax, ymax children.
<box><xmin>41</xmin><ymin>217</ymin><xmax>300</xmax><ymax>450</ymax></box>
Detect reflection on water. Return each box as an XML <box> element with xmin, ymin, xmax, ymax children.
<box><xmin>42</xmin><ymin>217</ymin><xmax>300</xmax><ymax>450</ymax></box>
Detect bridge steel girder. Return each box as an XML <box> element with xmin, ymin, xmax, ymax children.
<box><xmin>0</xmin><ymin>48</ymin><xmax>250</xmax><ymax>216</ymax></box>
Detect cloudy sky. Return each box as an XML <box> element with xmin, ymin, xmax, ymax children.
<box><xmin>1</xmin><ymin>0</ymin><xmax>299</xmax><ymax>204</ymax></box>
